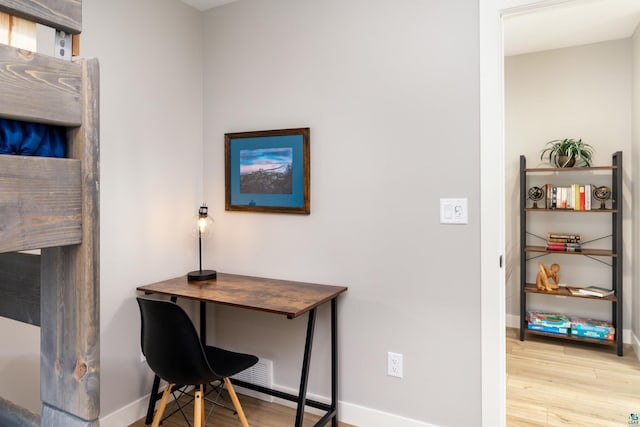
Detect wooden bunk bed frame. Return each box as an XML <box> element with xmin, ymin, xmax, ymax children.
<box><xmin>0</xmin><ymin>1</ymin><xmax>100</xmax><ymax>426</ymax></box>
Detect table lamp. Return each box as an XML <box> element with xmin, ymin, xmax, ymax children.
<box><xmin>187</xmin><ymin>204</ymin><xmax>217</xmax><ymax>281</ymax></box>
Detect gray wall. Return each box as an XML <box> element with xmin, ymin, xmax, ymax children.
<box><xmin>504</xmin><ymin>40</ymin><xmax>634</xmax><ymax>341</ymax></box>
<box><xmin>0</xmin><ymin>0</ymin><xmax>205</xmax><ymax>417</ymax></box>
<box><xmin>81</xmin><ymin>0</ymin><xmax>206</xmax><ymax>417</ymax></box>
<box><xmin>0</xmin><ymin>1</ymin><xmax>486</xmax><ymax>426</ymax></box>
<box><xmin>202</xmin><ymin>1</ymin><xmax>482</xmax><ymax>425</ymax></box>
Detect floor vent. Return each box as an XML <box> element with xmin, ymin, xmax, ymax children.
<box><xmin>231</xmin><ymin>358</ymin><xmax>273</xmax><ymax>403</ymax></box>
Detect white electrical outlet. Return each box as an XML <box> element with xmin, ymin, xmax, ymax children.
<box><xmin>387</xmin><ymin>352</ymin><xmax>403</xmax><ymax>378</ymax></box>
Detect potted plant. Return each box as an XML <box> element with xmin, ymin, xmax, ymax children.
<box><xmin>540</xmin><ymin>138</ymin><xmax>594</xmax><ymax>167</ymax></box>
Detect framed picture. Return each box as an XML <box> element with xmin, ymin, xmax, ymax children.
<box><xmin>225</xmin><ymin>128</ymin><xmax>310</xmax><ymax>214</ymax></box>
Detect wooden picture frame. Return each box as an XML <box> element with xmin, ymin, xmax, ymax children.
<box><xmin>225</xmin><ymin>128</ymin><xmax>310</xmax><ymax>214</ymax></box>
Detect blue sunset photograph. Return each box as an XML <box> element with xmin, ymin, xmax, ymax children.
<box><xmin>239</xmin><ymin>147</ymin><xmax>293</xmax><ymax>194</ymax></box>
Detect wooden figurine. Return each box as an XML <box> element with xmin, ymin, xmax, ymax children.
<box><xmin>536</xmin><ymin>263</ymin><xmax>560</xmax><ymax>291</ymax></box>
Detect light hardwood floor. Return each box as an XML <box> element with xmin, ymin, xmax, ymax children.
<box><xmin>507</xmin><ymin>327</ymin><xmax>640</xmax><ymax>426</ymax></box>
<box><xmin>128</xmin><ymin>390</ymin><xmax>356</xmax><ymax>427</ymax></box>
<box><xmin>130</xmin><ymin>332</ymin><xmax>639</xmax><ymax>427</ymax></box>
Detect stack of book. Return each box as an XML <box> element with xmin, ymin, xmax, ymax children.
<box><xmin>527</xmin><ymin>311</ymin><xmax>570</xmax><ymax>335</ymax></box>
<box><xmin>566</xmin><ymin>286</ymin><xmax>615</xmax><ymax>298</ymax></box>
<box><xmin>546</xmin><ymin>233</ymin><xmax>582</xmax><ymax>252</ymax></box>
<box><xmin>570</xmin><ymin>316</ymin><xmax>615</xmax><ymax>341</ymax></box>
<box><xmin>544</xmin><ymin>184</ymin><xmax>592</xmax><ymax>210</ymax></box>
<box><xmin>576</xmin><ymin>286</ymin><xmax>614</xmax><ymax>298</ymax></box>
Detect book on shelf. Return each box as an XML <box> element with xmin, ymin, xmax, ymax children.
<box><xmin>573</xmin><ymin>184</ymin><xmax>580</xmax><ymax>210</ymax></box>
<box><xmin>527</xmin><ymin>311</ymin><xmax>570</xmax><ymax>335</ymax></box>
<box><xmin>572</xmin><ymin>329</ymin><xmax>613</xmax><ymax>340</ymax></box>
<box><xmin>546</xmin><ymin>232</ymin><xmax>582</xmax><ymax>251</ymax></box>
<box><xmin>577</xmin><ymin>286</ymin><xmax>614</xmax><ymax>298</ymax></box>
<box><xmin>527</xmin><ymin>311</ymin><xmax>571</xmax><ymax>327</ymax></box>
<box><xmin>547</xmin><ymin>242</ymin><xmax>581</xmax><ymax>250</ymax></box>
<box><xmin>528</xmin><ymin>323</ymin><xmax>569</xmax><ymax>335</ymax></box>
<box><xmin>570</xmin><ymin>316</ymin><xmax>614</xmax><ymax>341</ymax></box>
<box><xmin>546</xmin><ymin>244</ymin><xmax>581</xmax><ymax>252</ymax></box>
<box><xmin>585</xmin><ymin>184</ymin><xmax>592</xmax><ymax>210</ymax></box>
<box><xmin>566</xmin><ymin>286</ymin><xmax>584</xmax><ymax>296</ymax></box>
<box><xmin>539</xmin><ymin>184</ymin><xmax>593</xmax><ymax>210</ymax></box>
<box><xmin>565</xmin><ymin>286</ymin><xmax>614</xmax><ymax>297</ymax></box>
<box><xmin>547</xmin><ymin>233</ymin><xmax>582</xmax><ymax>241</ymax></box>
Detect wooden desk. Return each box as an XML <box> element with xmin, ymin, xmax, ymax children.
<box><xmin>137</xmin><ymin>273</ymin><xmax>347</xmax><ymax>427</ymax></box>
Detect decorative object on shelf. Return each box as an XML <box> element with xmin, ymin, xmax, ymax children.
<box><xmin>540</xmin><ymin>138</ymin><xmax>594</xmax><ymax>167</ymax></box>
<box><xmin>593</xmin><ymin>185</ymin><xmax>611</xmax><ymax>210</ymax></box>
<box><xmin>536</xmin><ymin>262</ymin><xmax>560</xmax><ymax>291</ymax></box>
<box><xmin>528</xmin><ymin>186</ymin><xmax>544</xmax><ymax>208</ymax></box>
<box><xmin>187</xmin><ymin>204</ymin><xmax>217</xmax><ymax>281</ymax></box>
<box><xmin>225</xmin><ymin>128</ymin><xmax>310</xmax><ymax>214</ymax></box>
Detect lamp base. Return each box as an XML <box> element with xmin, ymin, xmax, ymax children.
<box><xmin>187</xmin><ymin>269</ymin><xmax>217</xmax><ymax>281</ymax></box>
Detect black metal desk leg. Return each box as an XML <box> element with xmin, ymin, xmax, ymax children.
<box><xmin>200</xmin><ymin>301</ymin><xmax>207</xmax><ymax>346</ymax></box>
<box><xmin>144</xmin><ymin>374</ymin><xmax>161</xmax><ymax>425</ymax></box>
<box><xmin>294</xmin><ymin>308</ymin><xmax>317</xmax><ymax>427</ymax></box>
<box><xmin>331</xmin><ymin>297</ymin><xmax>338</xmax><ymax>427</ymax></box>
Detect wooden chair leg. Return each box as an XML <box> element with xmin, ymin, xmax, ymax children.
<box><xmin>224</xmin><ymin>377</ymin><xmax>250</xmax><ymax>427</ymax></box>
<box><xmin>194</xmin><ymin>386</ymin><xmax>203</xmax><ymax>427</ymax></box>
<box><xmin>200</xmin><ymin>384</ymin><xmax>205</xmax><ymax>425</ymax></box>
<box><xmin>151</xmin><ymin>384</ymin><xmax>173</xmax><ymax>427</ymax></box>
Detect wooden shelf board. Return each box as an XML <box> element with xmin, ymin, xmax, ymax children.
<box><xmin>524</xmin><ymin>208</ymin><xmax>617</xmax><ymax>213</ymax></box>
<box><xmin>524</xmin><ymin>284</ymin><xmax>617</xmax><ymax>301</ymax></box>
<box><xmin>525</xmin><ymin>329</ymin><xmax>617</xmax><ymax>347</ymax></box>
<box><xmin>524</xmin><ymin>246</ymin><xmax>615</xmax><ymax>257</ymax></box>
<box><xmin>525</xmin><ymin>165</ymin><xmax>616</xmax><ymax>172</ymax></box>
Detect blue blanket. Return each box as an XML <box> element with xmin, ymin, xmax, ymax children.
<box><xmin>0</xmin><ymin>118</ymin><xmax>66</xmax><ymax>157</ymax></box>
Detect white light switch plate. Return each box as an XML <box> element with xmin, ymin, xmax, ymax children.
<box><xmin>440</xmin><ymin>198</ymin><xmax>468</xmax><ymax>224</ymax></box>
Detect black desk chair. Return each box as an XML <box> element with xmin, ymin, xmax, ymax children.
<box><xmin>137</xmin><ymin>297</ymin><xmax>258</xmax><ymax>427</ymax></box>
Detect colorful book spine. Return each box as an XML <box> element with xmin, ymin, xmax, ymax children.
<box><xmin>571</xmin><ymin>329</ymin><xmax>614</xmax><ymax>341</ymax></box>
<box><xmin>571</xmin><ymin>317</ymin><xmax>615</xmax><ymax>333</ymax></box>
<box><xmin>542</xmin><ymin>185</ymin><xmax>595</xmax><ymax>210</ymax></box>
<box><xmin>546</xmin><ymin>233</ymin><xmax>582</xmax><ymax>251</ymax></box>
<box><xmin>547</xmin><ymin>233</ymin><xmax>582</xmax><ymax>241</ymax></box>
<box><xmin>528</xmin><ymin>324</ymin><xmax>569</xmax><ymax>335</ymax></box>
<box><xmin>573</xmin><ymin>184</ymin><xmax>580</xmax><ymax>210</ymax></box>
<box><xmin>528</xmin><ymin>311</ymin><xmax>571</xmax><ymax>327</ymax></box>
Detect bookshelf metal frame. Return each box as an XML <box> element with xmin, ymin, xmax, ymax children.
<box><xmin>519</xmin><ymin>152</ymin><xmax>623</xmax><ymax>356</ymax></box>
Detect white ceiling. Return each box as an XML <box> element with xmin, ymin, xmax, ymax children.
<box><xmin>179</xmin><ymin>0</ymin><xmax>236</xmax><ymax>11</ymax></box>
<box><xmin>504</xmin><ymin>0</ymin><xmax>640</xmax><ymax>56</ymax></box>
<box><xmin>180</xmin><ymin>1</ymin><xmax>640</xmax><ymax>56</ymax></box>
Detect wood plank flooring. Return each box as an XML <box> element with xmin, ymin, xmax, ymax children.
<box><xmin>130</xmin><ymin>331</ymin><xmax>639</xmax><ymax>427</ymax></box>
<box><xmin>507</xmin><ymin>328</ymin><xmax>640</xmax><ymax>426</ymax></box>
<box><xmin>128</xmin><ymin>389</ymin><xmax>355</xmax><ymax>427</ymax></box>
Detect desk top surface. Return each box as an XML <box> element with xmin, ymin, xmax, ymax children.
<box><xmin>136</xmin><ymin>273</ymin><xmax>347</xmax><ymax>318</ymax></box>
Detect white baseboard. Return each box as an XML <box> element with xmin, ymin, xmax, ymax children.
<box><xmin>506</xmin><ymin>313</ymin><xmax>519</xmax><ymax>329</ymax></box>
<box><xmin>100</xmin><ymin>383</ymin><xmax>441</xmax><ymax>427</ymax></box>
<box><xmin>632</xmin><ymin>330</ymin><xmax>640</xmax><ymax>361</ymax></box>
<box><xmin>339</xmin><ymin>401</ymin><xmax>439</xmax><ymax>427</ymax></box>
<box><xmin>100</xmin><ymin>393</ymin><xmax>150</xmax><ymax>427</ymax></box>
<box><xmin>267</xmin><ymin>384</ymin><xmax>440</xmax><ymax>427</ymax></box>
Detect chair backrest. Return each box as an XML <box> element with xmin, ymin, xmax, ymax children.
<box><xmin>136</xmin><ymin>297</ymin><xmax>220</xmax><ymax>385</ymax></box>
